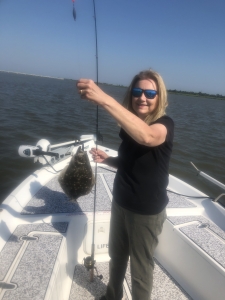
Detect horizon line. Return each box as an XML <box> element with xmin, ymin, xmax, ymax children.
<box><xmin>1</xmin><ymin>70</ymin><xmax>224</xmax><ymax>97</ymax></box>
<box><xmin>0</xmin><ymin>70</ymin><xmax>64</xmax><ymax>80</ymax></box>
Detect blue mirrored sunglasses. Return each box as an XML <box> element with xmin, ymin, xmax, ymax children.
<box><xmin>131</xmin><ymin>88</ymin><xmax>158</xmax><ymax>99</ymax></box>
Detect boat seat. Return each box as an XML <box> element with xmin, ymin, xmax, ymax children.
<box><xmin>0</xmin><ymin>223</ymin><xmax>68</xmax><ymax>300</ymax></box>
<box><xmin>167</xmin><ymin>215</ymin><xmax>225</xmax><ymax>270</ymax></box>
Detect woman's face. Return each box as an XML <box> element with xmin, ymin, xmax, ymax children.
<box><xmin>131</xmin><ymin>79</ymin><xmax>158</xmax><ymax>120</ymax></box>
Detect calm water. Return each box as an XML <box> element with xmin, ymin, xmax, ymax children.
<box><xmin>0</xmin><ymin>72</ymin><xmax>225</xmax><ymax>204</ymax></box>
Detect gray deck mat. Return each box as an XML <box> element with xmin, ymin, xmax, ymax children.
<box><xmin>69</xmin><ymin>263</ymin><xmax>128</xmax><ymax>300</ymax></box>
<box><xmin>69</xmin><ymin>259</ymin><xmax>192</xmax><ymax>300</ymax></box>
<box><xmin>103</xmin><ymin>173</ymin><xmax>115</xmax><ymax>193</ymax></box>
<box><xmin>93</xmin><ymin>166</ymin><xmax>117</xmax><ymax>174</ymax></box>
<box><xmin>103</xmin><ymin>172</ymin><xmax>197</xmax><ymax>209</ymax></box>
<box><xmin>166</xmin><ymin>191</ymin><xmax>196</xmax><ymax>208</ymax></box>
<box><xmin>0</xmin><ymin>222</ymin><xmax>68</xmax><ymax>299</ymax></box>
<box><xmin>21</xmin><ymin>174</ymin><xmax>112</xmax><ymax>215</ymax></box>
<box><xmin>168</xmin><ymin>216</ymin><xmax>225</xmax><ymax>269</ymax></box>
<box><xmin>124</xmin><ymin>259</ymin><xmax>192</xmax><ymax>300</ymax></box>
<box><xmin>21</xmin><ymin>166</ymin><xmax>197</xmax><ymax>215</ymax></box>
<box><xmin>103</xmin><ymin>173</ymin><xmax>196</xmax><ymax>209</ymax></box>
<box><xmin>152</xmin><ymin>258</ymin><xmax>192</xmax><ymax>299</ymax></box>
<box><xmin>103</xmin><ymin>173</ymin><xmax>196</xmax><ymax>208</ymax></box>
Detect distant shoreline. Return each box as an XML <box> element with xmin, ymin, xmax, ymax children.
<box><xmin>167</xmin><ymin>90</ymin><xmax>225</xmax><ymax>100</ymax></box>
<box><xmin>1</xmin><ymin>70</ymin><xmax>224</xmax><ymax>99</ymax></box>
<box><xmin>0</xmin><ymin>70</ymin><xmax>64</xmax><ymax>80</ymax></box>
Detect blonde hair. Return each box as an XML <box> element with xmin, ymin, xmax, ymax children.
<box><xmin>122</xmin><ymin>69</ymin><xmax>168</xmax><ymax>124</ymax></box>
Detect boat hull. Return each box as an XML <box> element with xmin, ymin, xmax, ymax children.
<box><xmin>0</xmin><ymin>140</ymin><xmax>225</xmax><ymax>300</ymax></box>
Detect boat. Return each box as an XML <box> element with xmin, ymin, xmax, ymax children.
<box><xmin>0</xmin><ymin>135</ymin><xmax>224</xmax><ymax>300</ymax></box>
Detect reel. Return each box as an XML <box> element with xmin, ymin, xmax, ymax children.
<box><xmin>83</xmin><ymin>256</ymin><xmax>103</xmax><ymax>282</ymax></box>
<box><xmin>83</xmin><ymin>256</ymin><xmax>95</xmax><ymax>271</ymax></box>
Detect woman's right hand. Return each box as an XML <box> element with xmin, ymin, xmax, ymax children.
<box><xmin>89</xmin><ymin>148</ymin><xmax>109</xmax><ymax>163</ymax></box>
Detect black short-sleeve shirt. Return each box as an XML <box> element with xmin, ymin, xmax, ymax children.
<box><xmin>113</xmin><ymin>115</ymin><xmax>174</xmax><ymax>215</ymax></box>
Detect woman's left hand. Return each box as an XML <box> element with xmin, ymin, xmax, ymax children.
<box><xmin>76</xmin><ymin>79</ymin><xmax>110</xmax><ymax>106</ymax></box>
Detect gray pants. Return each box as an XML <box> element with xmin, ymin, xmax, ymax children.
<box><xmin>105</xmin><ymin>201</ymin><xmax>166</xmax><ymax>300</ymax></box>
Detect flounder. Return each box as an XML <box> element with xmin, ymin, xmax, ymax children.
<box><xmin>58</xmin><ymin>146</ymin><xmax>95</xmax><ymax>201</ymax></box>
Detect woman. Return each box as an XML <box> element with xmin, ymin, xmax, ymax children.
<box><xmin>77</xmin><ymin>69</ymin><xmax>174</xmax><ymax>300</ymax></box>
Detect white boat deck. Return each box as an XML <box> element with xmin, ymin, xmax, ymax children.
<box><xmin>0</xmin><ymin>149</ymin><xmax>225</xmax><ymax>300</ymax></box>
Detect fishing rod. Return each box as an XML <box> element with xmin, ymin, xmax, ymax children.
<box><xmin>90</xmin><ymin>0</ymin><xmax>99</xmax><ymax>282</ymax></box>
<box><xmin>74</xmin><ymin>0</ymin><xmax>102</xmax><ymax>282</ymax></box>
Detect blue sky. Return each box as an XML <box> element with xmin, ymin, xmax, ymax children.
<box><xmin>0</xmin><ymin>0</ymin><xmax>225</xmax><ymax>95</ymax></box>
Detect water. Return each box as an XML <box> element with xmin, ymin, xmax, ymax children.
<box><xmin>1</xmin><ymin>72</ymin><xmax>225</xmax><ymax>205</ymax></box>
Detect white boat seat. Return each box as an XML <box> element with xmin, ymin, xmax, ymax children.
<box><xmin>0</xmin><ymin>223</ymin><xmax>68</xmax><ymax>300</ymax></box>
<box><xmin>168</xmin><ymin>216</ymin><xmax>225</xmax><ymax>269</ymax></box>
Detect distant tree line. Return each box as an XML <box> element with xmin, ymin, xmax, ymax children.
<box><xmin>167</xmin><ymin>89</ymin><xmax>225</xmax><ymax>100</ymax></box>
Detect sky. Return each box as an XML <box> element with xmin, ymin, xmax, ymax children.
<box><xmin>0</xmin><ymin>0</ymin><xmax>225</xmax><ymax>95</ymax></box>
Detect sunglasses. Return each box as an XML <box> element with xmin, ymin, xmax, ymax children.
<box><xmin>131</xmin><ymin>88</ymin><xmax>158</xmax><ymax>99</ymax></box>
